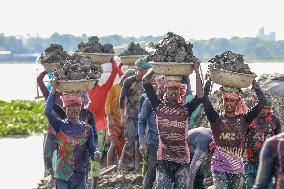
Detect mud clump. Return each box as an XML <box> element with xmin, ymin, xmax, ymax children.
<box><xmin>54</xmin><ymin>53</ymin><xmax>102</xmax><ymax>81</ymax></box>
<box><xmin>119</xmin><ymin>42</ymin><xmax>148</xmax><ymax>56</ymax></box>
<box><xmin>148</xmin><ymin>32</ymin><xmax>196</xmax><ymax>63</ymax></box>
<box><xmin>208</xmin><ymin>51</ymin><xmax>253</xmax><ymax>75</ymax></box>
<box><xmin>97</xmin><ymin>171</ymin><xmax>143</xmax><ymax>189</ymax></box>
<box><xmin>78</xmin><ymin>36</ymin><xmax>115</xmax><ymax>54</ymax></box>
<box><xmin>39</xmin><ymin>44</ymin><xmax>69</xmax><ymax>64</ymax></box>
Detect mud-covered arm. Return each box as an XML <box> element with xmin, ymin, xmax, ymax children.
<box><xmin>37</xmin><ymin>71</ymin><xmax>50</xmax><ymax>99</ymax></box>
<box><xmin>244</xmin><ymin>83</ymin><xmax>267</xmax><ymax>124</ymax></box>
<box><xmin>142</xmin><ymin>69</ymin><xmax>161</xmax><ymax>110</ymax></box>
<box><xmin>119</xmin><ymin>78</ymin><xmax>131</xmax><ymax>110</ymax></box>
<box><xmin>138</xmin><ymin>95</ymin><xmax>146</xmax><ymax>113</ymax></box>
<box><xmin>253</xmin><ymin>140</ymin><xmax>274</xmax><ymax>189</ymax></box>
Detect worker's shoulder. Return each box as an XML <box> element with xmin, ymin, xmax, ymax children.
<box><xmin>112</xmin><ymin>83</ymin><xmax>121</xmax><ymax>89</ymax></box>
<box><xmin>124</xmin><ymin>75</ymin><xmax>136</xmax><ymax>83</ymax></box>
<box><xmin>265</xmin><ymin>132</ymin><xmax>284</xmax><ymax>147</ymax></box>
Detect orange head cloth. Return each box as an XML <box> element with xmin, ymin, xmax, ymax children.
<box><xmin>60</xmin><ymin>95</ymin><xmax>82</xmax><ymax>107</ymax></box>
<box><xmin>223</xmin><ymin>92</ymin><xmax>248</xmax><ymax>115</ymax></box>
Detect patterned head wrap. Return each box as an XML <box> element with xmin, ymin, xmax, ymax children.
<box><xmin>135</xmin><ymin>56</ymin><xmax>152</xmax><ymax>69</ymax></box>
<box><xmin>223</xmin><ymin>92</ymin><xmax>248</xmax><ymax>115</ymax></box>
<box><xmin>61</xmin><ymin>95</ymin><xmax>82</xmax><ymax>107</ymax></box>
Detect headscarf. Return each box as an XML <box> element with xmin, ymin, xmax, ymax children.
<box><xmin>223</xmin><ymin>92</ymin><xmax>248</xmax><ymax>115</ymax></box>
<box><xmin>61</xmin><ymin>95</ymin><xmax>82</xmax><ymax>107</ymax></box>
<box><xmin>135</xmin><ymin>56</ymin><xmax>152</xmax><ymax>69</ymax></box>
<box><xmin>121</xmin><ymin>69</ymin><xmax>136</xmax><ymax>84</ymax></box>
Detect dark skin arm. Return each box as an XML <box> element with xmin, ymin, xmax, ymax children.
<box><xmin>244</xmin><ymin>80</ymin><xmax>267</xmax><ymax>124</ymax></box>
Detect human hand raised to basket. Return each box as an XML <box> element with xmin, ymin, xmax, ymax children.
<box><xmin>142</xmin><ymin>68</ymin><xmax>155</xmax><ymax>84</ymax></box>
<box><xmin>251</xmin><ymin>80</ymin><xmax>260</xmax><ymax>90</ymax></box>
<box><xmin>192</xmin><ymin>57</ymin><xmax>201</xmax><ymax>73</ymax></box>
<box><xmin>204</xmin><ymin>80</ymin><xmax>212</xmax><ymax>96</ymax></box>
<box><xmin>50</xmin><ymin>80</ymin><xmax>58</xmax><ymax>94</ymax></box>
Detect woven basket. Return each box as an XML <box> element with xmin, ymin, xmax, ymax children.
<box><xmin>119</xmin><ymin>55</ymin><xmax>144</xmax><ymax>65</ymax></box>
<box><xmin>42</xmin><ymin>63</ymin><xmax>58</xmax><ymax>72</ymax></box>
<box><xmin>56</xmin><ymin>79</ymin><xmax>96</xmax><ymax>94</ymax></box>
<box><xmin>210</xmin><ymin>68</ymin><xmax>256</xmax><ymax>88</ymax></box>
<box><xmin>78</xmin><ymin>52</ymin><xmax>114</xmax><ymax>65</ymax></box>
<box><xmin>151</xmin><ymin>62</ymin><xmax>194</xmax><ymax>76</ymax></box>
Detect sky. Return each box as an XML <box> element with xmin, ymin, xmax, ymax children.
<box><xmin>1</xmin><ymin>0</ymin><xmax>283</xmax><ymax>40</ymax></box>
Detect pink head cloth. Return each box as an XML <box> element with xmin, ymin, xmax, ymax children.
<box><xmin>223</xmin><ymin>92</ymin><xmax>248</xmax><ymax>115</ymax></box>
<box><xmin>60</xmin><ymin>95</ymin><xmax>82</xmax><ymax>107</ymax></box>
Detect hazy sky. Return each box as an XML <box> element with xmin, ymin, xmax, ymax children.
<box><xmin>1</xmin><ymin>0</ymin><xmax>283</xmax><ymax>40</ymax></box>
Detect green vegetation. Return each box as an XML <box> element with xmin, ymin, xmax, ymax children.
<box><xmin>0</xmin><ymin>100</ymin><xmax>48</xmax><ymax>136</ymax></box>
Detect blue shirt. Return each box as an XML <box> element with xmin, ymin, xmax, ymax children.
<box><xmin>138</xmin><ymin>97</ymin><xmax>159</xmax><ymax>145</ymax></box>
<box><xmin>44</xmin><ymin>93</ymin><xmax>97</xmax><ymax>184</ymax></box>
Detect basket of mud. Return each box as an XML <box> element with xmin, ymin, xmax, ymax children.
<box><xmin>210</xmin><ymin>68</ymin><xmax>256</xmax><ymax>88</ymax></box>
<box><xmin>78</xmin><ymin>52</ymin><xmax>114</xmax><ymax>65</ymax></box>
<box><xmin>42</xmin><ymin>63</ymin><xmax>58</xmax><ymax>72</ymax></box>
<box><xmin>119</xmin><ymin>55</ymin><xmax>143</xmax><ymax>65</ymax></box>
<box><xmin>151</xmin><ymin>62</ymin><xmax>194</xmax><ymax>76</ymax></box>
<box><xmin>56</xmin><ymin>79</ymin><xmax>96</xmax><ymax>94</ymax></box>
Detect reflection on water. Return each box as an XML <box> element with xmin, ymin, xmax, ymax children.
<box><xmin>0</xmin><ymin>135</ymin><xmax>44</xmax><ymax>189</ymax></box>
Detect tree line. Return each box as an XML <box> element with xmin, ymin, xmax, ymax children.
<box><xmin>1</xmin><ymin>33</ymin><xmax>284</xmax><ymax>61</ymax></box>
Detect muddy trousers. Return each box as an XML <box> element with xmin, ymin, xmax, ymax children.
<box><xmin>156</xmin><ymin>160</ymin><xmax>190</xmax><ymax>189</ymax></box>
<box><xmin>143</xmin><ymin>144</ymin><xmax>158</xmax><ymax>189</ymax></box>
<box><xmin>55</xmin><ymin>178</ymin><xmax>87</xmax><ymax>189</ymax></box>
<box><xmin>213</xmin><ymin>170</ymin><xmax>242</xmax><ymax>189</ymax></box>
<box><xmin>43</xmin><ymin>133</ymin><xmax>58</xmax><ymax>176</ymax></box>
<box><xmin>119</xmin><ymin>118</ymin><xmax>141</xmax><ymax>170</ymax></box>
<box><xmin>244</xmin><ymin>163</ymin><xmax>275</xmax><ymax>189</ymax></box>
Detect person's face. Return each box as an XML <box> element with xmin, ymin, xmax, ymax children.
<box><xmin>259</xmin><ymin>106</ymin><xmax>272</xmax><ymax>117</ymax></box>
<box><xmin>224</xmin><ymin>98</ymin><xmax>238</xmax><ymax>113</ymax></box>
<box><xmin>65</xmin><ymin>104</ymin><xmax>81</xmax><ymax>121</ymax></box>
<box><xmin>151</xmin><ymin>79</ymin><xmax>158</xmax><ymax>91</ymax></box>
<box><xmin>137</xmin><ymin>68</ymin><xmax>148</xmax><ymax>78</ymax></box>
<box><xmin>166</xmin><ymin>87</ymin><xmax>180</xmax><ymax>102</ymax></box>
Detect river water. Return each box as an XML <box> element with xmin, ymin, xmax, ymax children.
<box><xmin>0</xmin><ymin>62</ymin><xmax>283</xmax><ymax>101</ymax></box>
<box><xmin>0</xmin><ymin>62</ymin><xmax>283</xmax><ymax>189</ymax></box>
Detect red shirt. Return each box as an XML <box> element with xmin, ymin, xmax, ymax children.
<box><xmin>88</xmin><ymin>61</ymin><xmax>122</xmax><ymax>131</ymax></box>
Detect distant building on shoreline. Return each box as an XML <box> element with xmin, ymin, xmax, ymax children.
<box><xmin>257</xmin><ymin>27</ymin><xmax>276</xmax><ymax>41</ymax></box>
